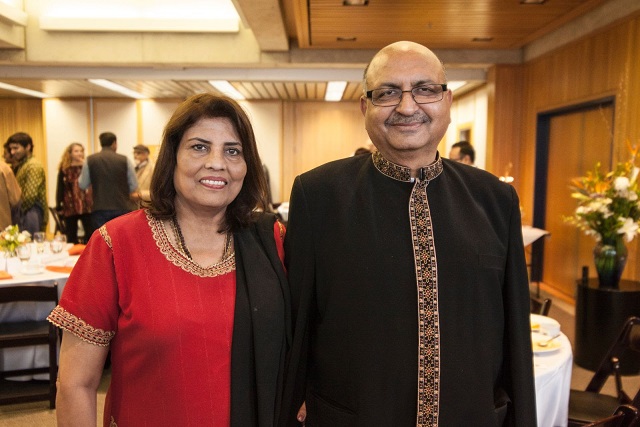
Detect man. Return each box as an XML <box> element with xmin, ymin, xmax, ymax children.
<box><xmin>79</xmin><ymin>132</ymin><xmax>138</xmax><ymax>230</ymax></box>
<box><xmin>0</xmin><ymin>159</ymin><xmax>21</xmax><ymax>229</ymax></box>
<box><xmin>132</xmin><ymin>144</ymin><xmax>154</xmax><ymax>207</ymax></box>
<box><xmin>282</xmin><ymin>42</ymin><xmax>536</xmax><ymax>426</ymax></box>
<box><xmin>5</xmin><ymin>132</ymin><xmax>48</xmax><ymax>234</ymax></box>
<box><xmin>449</xmin><ymin>140</ymin><xmax>475</xmax><ymax>166</ymax></box>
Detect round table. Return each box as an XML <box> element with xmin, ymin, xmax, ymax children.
<box><xmin>532</xmin><ymin>314</ymin><xmax>573</xmax><ymax>427</ymax></box>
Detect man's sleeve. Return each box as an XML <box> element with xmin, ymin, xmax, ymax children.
<box><xmin>78</xmin><ymin>163</ymin><xmax>90</xmax><ymax>190</ymax></box>
<box><xmin>4</xmin><ymin>167</ymin><xmax>21</xmax><ymax>208</ymax></box>
<box><xmin>126</xmin><ymin>159</ymin><xmax>139</xmax><ymax>193</ymax></box>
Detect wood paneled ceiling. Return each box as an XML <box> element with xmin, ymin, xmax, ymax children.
<box><xmin>0</xmin><ymin>0</ymin><xmax>615</xmax><ymax>100</ymax></box>
<box><xmin>291</xmin><ymin>0</ymin><xmax>609</xmax><ymax>50</ymax></box>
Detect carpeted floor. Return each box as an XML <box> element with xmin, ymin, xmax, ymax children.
<box><xmin>0</xmin><ymin>293</ymin><xmax>637</xmax><ymax>426</ymax></box>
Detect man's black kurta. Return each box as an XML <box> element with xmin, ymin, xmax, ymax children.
<box><xmin>281</xmin><ymin>152</ymin><xmax>537</xmax><ymax>426</ymax></box>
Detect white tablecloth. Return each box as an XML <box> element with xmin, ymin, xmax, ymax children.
<box><xmin>0</xmin><ymin>252</ymin><xmax>76</xmax><ymax>380</ymax></box>
<box><xmin>533</xmin><ymin>316</ymin><xmax>573</xmax><ymax>427</ymax></box>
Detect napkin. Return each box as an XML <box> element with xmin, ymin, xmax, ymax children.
<box><xmin>68</xmin><ymin>244</ymin><xmax>86</xmax><ymax>256</ymax></box>
<box><xmin>46</xmin><ymin>266</ymin><xmax>74</xmax><ymax>274</ymax></box>
<box><xmin>0</xmin><ymin>270</ymin><xmax>13</xmax><ymax>279</ymax></box>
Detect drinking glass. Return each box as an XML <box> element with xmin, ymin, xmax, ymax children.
<box><xmin>34</xmin><ymin>231</ymin><xmax>46</xmax><ymax>254</ymax></box>
<box><xmin>16</xmin><ymin>244</ymin><xmax>31</xmax><ymax>267</ymax></box>
<box><xmin>51</xmin><ymin>234</ymin><xmax>67</xmax><ymax>254</ymax></box>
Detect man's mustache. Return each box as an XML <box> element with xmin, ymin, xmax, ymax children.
<box><xmin>385</xmin><ymin>113</ymin><xmax>430</xmax><ymax>125</ymax></box>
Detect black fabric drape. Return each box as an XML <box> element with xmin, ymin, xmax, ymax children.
<box><xmin>231</xmin><ymin>213</ymin><xmax>291</xmax><ymax>427</ymax></box>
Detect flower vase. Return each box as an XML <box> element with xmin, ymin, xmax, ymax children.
<box><xmin>593</xmin><ymin>235</ymin><xmax>628</xmax><ymax>288</ymax></box>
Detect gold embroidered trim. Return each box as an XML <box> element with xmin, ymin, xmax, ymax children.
<box><xmin>372</xmin><ymin>150</ymin><xmax>443</xmax><ymax>425</ymax></box>
<box><xmin>109</xmin><ymin>416</ymin><xmax>118</xmax><ymax>427</ymax></box>
<box><xmin>146</xmin><ymin>209</ymin><xmax>236</xmax><ymax>278</ymax></box>
<box><xmin>99</xmin><ymin>225</ymin><xmax>112</xmax><ymax>249</ymax></box>
<box><xmin>372</xmin><ymin>150</ymin><xmax>443</xmax><ymax>183</ymax></box>
<box><xmin>277</xmin><ymin>220</ymin><xmax>285</xmax><ymax>242</ymax></box>
<box><xmin>411</xmin><ymin>178</ymin><xmax>440</xmax><ymax>427</ymax></box>
<box><xmin>47</xmin><ymin>305</ymin><xmax>115</xmax><ymax>347</ymax></box>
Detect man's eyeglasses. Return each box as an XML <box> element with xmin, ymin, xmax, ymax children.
<box><xmin>365</xmin><ymin>84</ymin><xmax>448</xmax><ymax>107</ymax></box>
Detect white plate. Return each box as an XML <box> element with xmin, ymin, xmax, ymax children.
<box><xmin>531</xmin><ymin>331</ymin><xmax>562</xmax><ymax>354</ymax></box>
<box><xmin>20</xmin><ymin>265</ymin><xmax>45</xmax><ymax>275</ymax></box>
<box><xmin>530</xmin><ymin>314</ymin><xmax>561</xmax><ymax>335</ymax></box>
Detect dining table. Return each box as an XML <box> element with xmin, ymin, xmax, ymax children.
<box><xmin>531</xmin><ymin>313</ymin><xmax>573</xmax><ymax>427</ymax></box>
<box><xmin>0</xmin><ymin>245</ymin><xmax>79</xmax><ymax>380</ymax></box>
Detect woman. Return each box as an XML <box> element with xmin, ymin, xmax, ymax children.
<box><xmin>48</xmin><ymin>94</ymin><xmax>289</xmax><ymax>426</ymax></box>
<box><xmin>55</xmin><ymin>142</ymin><xmax>93</xmax><ymax>243</ymax></box>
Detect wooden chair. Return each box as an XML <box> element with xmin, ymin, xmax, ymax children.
<box><xmin>580</xmin><ymin>404</ymin><xmax>638</xmax><ymax>427</ymax></box>
<box><xmin>569</xmin><ymin>316</ymin><xmax>640</xmax><ymax>426</ymax></box>
<box><xmin>0</xmin><ymin>284</ymin><xmax>59</xmax><ymax>409</ymax></box>
<box><xmin>530</xmin><ymin>295</ymin><xmax>552</xmax><ymax>316</ymax></box>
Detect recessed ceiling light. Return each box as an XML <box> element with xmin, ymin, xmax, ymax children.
<box><xmin>208</xmin><ymin>80</ymin><xmax>245</xmax><ymax>100</ymax></box>
<box><xmin>0</xmin><ymin>82</ymin><xmax>51</xmax><ymax>98</ymax></box>
<box><xmin>325</xmin><ymin>81</ymin><xmax>347</xmax><ymax>102</ymax></box>
<box><xmin>88</xmin><ymin>79</ymin><xmax>146</xmax><ymax>99</ymax></box>
<box><xmin>447</xmin><ymin>81</ymin><xmax>467</xmax><ymax>92</ymax></box>
<box><xmin>343</xmin><ymin>0</ymin><xmax>368</xmax><ymax>5</ymax></box>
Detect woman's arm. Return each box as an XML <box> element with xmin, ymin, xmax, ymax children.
<box><xmin>56</xmin><ymin>331</ymin><xmax>110</xmax><ymax>427</ymax></box>
<box><xmin>55</xmin><ymin>169</ymin><xmax>65</xmax><ymax>210</ymax></box>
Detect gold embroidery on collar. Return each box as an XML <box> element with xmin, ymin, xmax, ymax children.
<box><xmin>372</xmin><ymin>150</ymin><xmax>443</xmax><ymax>182</ymax></box>
<box><xmin>99</xmin><ymin>225</ymin><xmax>112</xmax><ymax>249</ymax></box>
<box><xmin>146</xmin><ymin>210</ymin><xmax>235</xmax><ymax>278</ymax></box>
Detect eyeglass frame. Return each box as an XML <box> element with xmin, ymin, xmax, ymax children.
<box><xmin>365</xmin><ymin>84</ymin><xmax>448</xmax><ymax>107</ymax></box>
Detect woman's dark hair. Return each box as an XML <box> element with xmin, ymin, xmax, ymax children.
<box><xmin>148</xmin><ymin>93</ymin><xmax>269</xmax><ymax>232</ymax></box>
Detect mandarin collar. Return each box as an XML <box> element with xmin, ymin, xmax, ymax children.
<box><xmin>372</xmin><ymin>150</ymin><xmax>443</xmax><ymax>183</ymax></box>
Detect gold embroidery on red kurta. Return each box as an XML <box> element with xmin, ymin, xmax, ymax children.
<box><xmin>146</xmin><ymin>210</ymin><xmax>236</xmax><ymax>278</ymax></box>
<box><xmin>47</xmin><ymin>305</ymin><xmax>115</xmax><ymax>346</ymax></box>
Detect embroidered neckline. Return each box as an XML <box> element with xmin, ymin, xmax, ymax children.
<box><xmin>146</xmin><ymin>209</ymin><xmax>235</xmax><ymax>278</ymax></box>
<box><xmin>372</xmin><ymin>150</ymin><xmax>443</xmax><ymax>183</ymax></box>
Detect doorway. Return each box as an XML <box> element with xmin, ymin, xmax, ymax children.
<box><xmin>532</xmin><ymin>98</ymin><xmax>615</xmax><ymax>297</ymax></box>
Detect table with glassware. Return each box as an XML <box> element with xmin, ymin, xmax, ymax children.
<box><xmin>531</xmin><ymin>313</ymin><xmax>573</xmax><ymax>427</ymax></box>
<box><xmin>0</xmin><ymin>241</ymin><xmax>78</xmax><ymax>380</ymax></box>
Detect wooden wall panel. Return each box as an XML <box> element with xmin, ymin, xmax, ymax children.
<box><xmin>0</xmin><ymin>98</ymin><xmax>46</xmax><ymax>174</ymax></box>
<box><xmin>486</xmin><ymin>65</ymin><xmax>524</xmax><ymax>186</ymax></box>
<box><xmin>282</xmin><ymin>101</ymin><xmax>369</xmax><ymax>199</ymax></box>
<box><xmin>513</xmin><ymin>15</ymin><xmax>640</xmax><ymax>296</ymax></box>
<box><xmin>544</xmin><ymin>106</ymin><xmax>615</xmax><ymax>296</ymax></box>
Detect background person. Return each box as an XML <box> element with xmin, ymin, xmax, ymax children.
<box><xmin>79</xmin><ymin>132</ymin><xmax>138</xmax><ymax>230</ymax></box>
<box><xmin>132</xmin><ymin>144</ymin><xmax>154</xmax><ymax>207</ymax></box>
<box><xmin>5</xmin><ymin>132</ymin><xmax>48</xmax><ymax>234</ymax></box>
<box><xmin>49</xmin><ymin>94</ymin><xmax>289</xmax><ymax>426</ymax></box>
<box><xmin>0</xmin><ymin>160</ymin><xmax>21</xmax><ymax>229</ymax></box>
<box><xmin>448</xmin><ymin>140</ymin><xmax>475</xmax><ymax>166</ymax></box>
<box><xmin>56</xmin><ymin>142</ymin><xmax>93</xmax><ymax>243</ymax></box>
<box><xmin>281</xmin><ymin>41</ymin><xmax>536</xmax><ymax>426</ymax></box>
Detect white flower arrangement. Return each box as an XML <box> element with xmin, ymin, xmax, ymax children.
<box><xmin>0</xmin><ymin>225</ymin><xmax>32</xmax><ymax>254</ymax></box>
<box><xmin>565</xmin><ymin>143</ymin><xmax>640</xmax><ymax>243</ymax></box>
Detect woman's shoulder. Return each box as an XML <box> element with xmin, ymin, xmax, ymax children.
<box><xmin>102</xmin><ymin>209</ymin><xmax>150</xmax><ymax>235</ymax></box>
